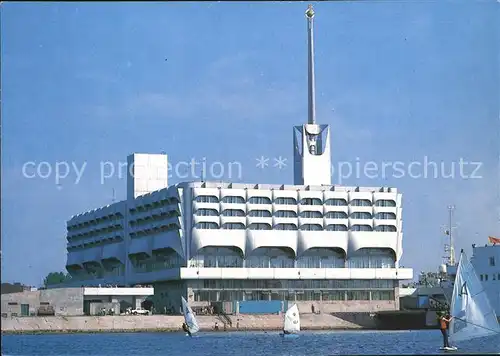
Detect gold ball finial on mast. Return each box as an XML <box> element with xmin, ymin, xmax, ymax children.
<box><xmin>305</xmin><ymin>4</ymin><xmax>315</xmax><ymax>19</ymax></box>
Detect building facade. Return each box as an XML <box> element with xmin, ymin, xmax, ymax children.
<box><xmin>63</xmin><ymin>5</ymin><xmax>413</xmax><ymax>314</ymax></box>
<box><xmin>65</xmin><ymin>178</ymin><xmax>413</xmax><ymax>313</ymax></box>
<box><xmin>1</xmin><ymin>287</ymin><xmax>154</xmax><ymax>318</ymax></box>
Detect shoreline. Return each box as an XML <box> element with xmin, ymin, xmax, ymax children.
<box><xmin>4</xmin><ymin>313</ymin><xmax>429</xmax><ymax>335</ymax></box>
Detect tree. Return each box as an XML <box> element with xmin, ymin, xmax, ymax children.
<box><xmin>43</xmin><ymin>272</ymin><xmax>71</xmax><ymax>287</ymax></box>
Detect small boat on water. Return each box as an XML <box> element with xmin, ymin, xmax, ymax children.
<box><xmin>181</xmin><ymin>296</ymin><xmax>200</xmax><ymax>337</ymax></box>
<box><xmin>280</xmin><ymin>304</ymin><xmax>300</xmax><ymax>338</ymax></box>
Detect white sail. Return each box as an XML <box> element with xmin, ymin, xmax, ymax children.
<box><xmin>181</xmin><ymin>296</ymin><xmax>200</xmax><ymax>334</ymax></box>
<box><xmin>449</xmin><ymin>251</ymin><xmax>500</xmax><ymax>343</ymax></box>
<box><xmin>284</xmin><ymin>304</ymin><xmax>300</xmax><ymax>334</ymax></box>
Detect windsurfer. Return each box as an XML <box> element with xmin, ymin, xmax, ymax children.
<box><xmin>439</xmin><ymin>313</ymin><xmax>453</xmax><ymax>348</ymax></box>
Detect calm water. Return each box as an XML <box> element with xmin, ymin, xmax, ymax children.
<box><xmin>2</xmin><ymin>330</ymin><xmax>500</xmax><ymax>355</ymax></box>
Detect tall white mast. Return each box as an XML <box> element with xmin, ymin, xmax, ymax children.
<box><xmin>306</xmin><ymin>4</ymin><xmax>316</xmax><ymax>125</ymax></box>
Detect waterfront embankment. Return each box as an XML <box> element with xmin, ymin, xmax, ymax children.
<box><xmin>1</xmin><ymin>313</ymin><xmax>375</xmax><ymax>334</ymax></box>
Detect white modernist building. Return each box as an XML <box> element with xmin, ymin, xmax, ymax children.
<box><xmin>64</xmin><ymin>5</ymin><xmax>413</xmax><ymax>313</ymax></box>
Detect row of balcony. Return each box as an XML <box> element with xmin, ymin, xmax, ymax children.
<box><xmin>67</xmin><ymin>224</ymin><xmax>124</xmax><ymax>241</ymax></box>
<box><xmin>192</xmin><ymin>220</ymin><xmax>399</xmax><ymax>232</ymax></box>
<box><xmin>67</xmin><ymin>214</ymin><xmax>124</xmax><ymax>232</ymax></box>
<box><xmin>129</xmin><ymin>204</ymin><xmax>180</xmax><ymax>221</ymax></box>
<box><xmin>192</xmin><ymin>202</ymin><xmax>399</xmax><ymax>215</ymax></box>
<box><xmin>194</xmin><ymin>209</ymin><xmax>397</xmax><ymax>219</ymax></box>
<box><xmin>193</xmin><ymin>196</ymin><xmax>397</xmax><ymax>207</ymax></box>
<box><xmin>191</xmin><ymin>186</ymin><xmax>399</xmax><ymax>203</ymax></box>
<box><xmin>129</xmin><ymin>223</ymin><xmax>181</xmax><ymax>238</ymax></box>
<box><xmin>67</xmin><ymin>234</ymin><xmax>124</xmax><ymax>251</ymax></box>
<box><xmin>129</xmin><ymin>195</ymin><xmax>180</xmax><ymax>212</ymax></box>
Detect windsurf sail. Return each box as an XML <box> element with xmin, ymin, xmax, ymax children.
<box><xmin>283</xmin><ymin>304</ymin><xmax>300</xmax><ymax>334</ymax></box>
<box><xmin>449</xmin><ymin>251</ymin><xmax>500</xmax><ymax>343</ymax></box>
<box><xmin>181</xmin><ymin>296</ymin><xmax>200</xmax><ymax>335</ymax></box>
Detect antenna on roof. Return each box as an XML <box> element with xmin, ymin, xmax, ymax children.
<box><xmin>112</xmin><ymin>188</ymin><xmax>116</xmax><ymax>203</ymax></box>
<box><xmin>442</xmin><ymin>205</ymin><xmax>456</xmax><ymax>266</ymax></box>
<box><xmin>306</xmin><ymin>4</ymin><xmax>316</xmax><ymax>125</ymax></box>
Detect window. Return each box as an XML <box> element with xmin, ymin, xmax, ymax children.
<box><xmin>375</xmin><ymin>200</ymin><xmax>396</xmax><ymax>207</ymax></box>
<box><xmin>274</xmin><ymin>197</ymin><xmax>297</xmax><ymax>205</ymax></box>
<box><xmin>489</xmin><ymin>257</ymin><xmax>495</xmax><ymax>266</ymax></box>
<box><xmin>221</xmin><ymin>196</ymin><xmax>245</xmax><ymax>204</ymax></box>
<box><xmin>274</xmin><ymin>210</ymin><xmax>297</xmax><ymax>218</ymax></box>
<box><xmin>222</xmin><ymin>223</ymin><xmax>245</xmax><ymax>230</ymax></box>
<box><xmin>347</xmin><ymin>291</ymin><xmax>370</xmax><ymax>300</ymax></box>
<box><xmin>300</xmin><ymin>198</ymin><xmax>322</xmax><ymax>206</ymax></box>
<box><xmin>274</xmin><ymin>223</ymin><xmax>298</xmax><ymax>231</ymax></box>
<box><xmin>350</xmin><ymin>225</ymin><xmax>373</xmax><ymax>232</ymax></box>
<box><xmin>324</xmin><ymin>211</ymin><xmax>348</xmax><ymax>219</ymax></box>
<box><xmin>375</xmin><ymin>225</ymin><xmax>397</xmax><ymax>232</ymax></box>
<box><xmin>485</xmin><ymin>274</ymin><xmax>489</xmax><ymax>281</ymax></box>
<box><xmin>350</xmin><ymin>212</ymin><xmax>372</xmax><ymax>219</ymax></box>
<box><xmin>300</xmin><ymin>224</ymin><xmax>323</xmax><ymax>231</ymax></box>
<box><xmin>480</xmin><ymin>274</ymin><xmax>484</xmax><ymax>281</ymax></box>
<box><xmin>297</xmin><ymin>252</ymin><xmax>345</xmax><ymax>268</ymax></box>
<box><xmin>221</xmin><ymin>209</ymin><xmax>245</xmax><ymax>217</ymax></box>
<box><xmin>195</xmin><ymin>209</ymin><xmax>218</xmax><ymax>216</ymax></box>
<box><xmin>374</xmin><ymin>212</ymin><xmax>396</xmax><ymax>220</ymax></box>
<box><xmin>195</xmin><ymin>195</ymin><xmax>219</xmax><ymax>203</ymax></box>
<box><xmin>371</xmin><ymin>291</ymin><xmax>395</xmax><ymax>300</ymax></box>
<box><xmin>348</xmin><ymin>249</ymin><xmax>395</xmax><ymax>268</ymax></box>
<box><xmin>350</xmin><ymin>199</ymin><xmax>372</xmax><ymax>207</ymax></box>
<box><xmin>190</xmin><ymin>247</ymin><xmax>244</xmax><ymax>269</ymax></box>
<box><xmin>325</xmin><ymin>224</ymin><xmax>348</xmax><ymax>231</ymax></box>
<box><xmin>325</xmin><ymin>199</ymin><xmax>347</xmax><ymax>206</ymax></box>
<box><xmin>248</xmin><ymin>210</ymin><xmax>272</xmax><ymax>217</ymax></box>
<box><xmin>248</xmin><ymin>223</ymin><xmax>272</xmax><ymax>230</ymax></box>
<box><xmin>300</xmin><ymin>211</ymin><xmax>323</xmax><ymax>219</ymax></box>
<box><xmin>248</xmin><ymin>197</ymin><xmax>272</xmax><ymax>204</ymax></box>
<box><xmin>194</xmin><ymin>222</ymin><xmax>219</xmax><ymax>229</ymax></box>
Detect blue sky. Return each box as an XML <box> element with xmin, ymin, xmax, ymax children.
<box><xmin>2</xmin><ymin>1</ymin><xmax>498</xmax><ymax>286</ymax></box>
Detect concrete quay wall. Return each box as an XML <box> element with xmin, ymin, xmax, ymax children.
<box><xmin>1</xmin><ymin>313</ymin><xmax>375</xmax><ymax>334</ymax></box>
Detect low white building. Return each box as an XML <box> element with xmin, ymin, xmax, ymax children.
<box><xmin>1</xmin><ymin>286</ymin><xmax>154</xmax><ymax>317</ymax></box>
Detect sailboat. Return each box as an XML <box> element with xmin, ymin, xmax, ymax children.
<box><xmin>280</xmin><ymin>304</ymin><xmax>300</xmax><ymax>338</ymax></box>
<box><xmin>443</xmin><ymin>250</ymin><xmax>500</xmax><ymax>351</ymax></box>
<box><xmin>181</xmin><ymin>296</ymin><xmax>200</xmax><ymax>337</ymax></box>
